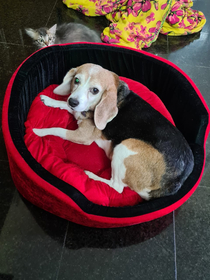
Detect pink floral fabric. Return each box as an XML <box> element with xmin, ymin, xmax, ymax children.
<box><xmin>63</xmin><ymin>0</ymin><xmax>206</xmax><ymax>49</ymax></box>
<box><xmin>162</xmin><ymin>0</ymin><xmax>206</xmax><ymax>35</ymax></box>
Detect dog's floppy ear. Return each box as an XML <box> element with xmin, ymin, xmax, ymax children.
<box><xmin>94</xmin><ymin>74</ymin><xmax>119</xmax><ymax>130</ymax></box>
<box><xmin>53</xmin><ymin>68</ymin><xmax>77</xmax><ymax>95</ymax></box>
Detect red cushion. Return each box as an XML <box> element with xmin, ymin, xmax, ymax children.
<box><xmin>24</xmin><ymin>77</ymin><xmax>175</xmax><ymax>207</ymax></box>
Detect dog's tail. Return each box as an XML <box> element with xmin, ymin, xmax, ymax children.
<box><xmin>149</xmin><ymin>181</ymin><xmax>182</xmax><ymax>199</ymax></box>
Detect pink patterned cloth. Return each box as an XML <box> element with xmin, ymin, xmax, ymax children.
<box><xmin>63</xmin><ymin>0</ymin><xmax>206</xmax><ymax>49</ymax></box>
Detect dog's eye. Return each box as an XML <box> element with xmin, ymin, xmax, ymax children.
<box><xmin>91</xmin><ymin>88</ymin><xmax>99</xmax><ymax>95</ymax></box>
<box><xmin>74</xmin><ymin>77</ymin><xmax>80</xmax><ymax>84</ymax></box>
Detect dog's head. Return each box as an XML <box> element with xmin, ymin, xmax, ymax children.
<box><xmin>54</xmin><ymin>63</ymin><xmax>129</xmax><ymax>130</ymax></box>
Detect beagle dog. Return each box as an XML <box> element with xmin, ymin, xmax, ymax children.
<box><xmin>33</xmin><ymin>63</ymin><xmax>194</xmax><ymax>200</ymax></box>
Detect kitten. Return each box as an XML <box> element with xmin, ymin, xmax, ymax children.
<box><xmin>25</xmin><ymin>23</ymin><xmax>101</xmax><ymax>49</ymax></box>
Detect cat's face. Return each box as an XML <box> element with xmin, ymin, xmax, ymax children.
<box><xmin>25</xmin><ymin>24</ymin><xmax>57</xmax><ymax>48</ymax></box>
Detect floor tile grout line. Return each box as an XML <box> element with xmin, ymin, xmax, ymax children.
<box><xmin>46</xmin><ymin>0</ymin><xmax>59</xmax><ymax>27</ymax></box>
<box><xmin>19</xmin><ymin>29</ymin><xmax>25</xmax><ymax>46</ymax></box>
<box><xmin>0</xmin><ymin>28</ymin><xmax>7</xmax><ymax>43</ymax></box>
<box><xmin>0</xmin><ymin>41</ymin><xmax>32</xmax><ymax>47</ymax></box>
<box><xmin>173</xmin><ymin>211</ymin><xmax>178</xmax><ymax>280</ymax></box>
<box><xmin>198</xmin><ymin>184</ymin><xmax>210</xmax><ymax>188</ymax></box>
<box><xmin>55</xmin><ymin>221</ymin><xmax>69</xmax><ymax>280</ymax></box>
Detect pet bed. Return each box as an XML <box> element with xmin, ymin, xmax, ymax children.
<box><xmin>2</xmin><ymin>43</ymin><xmax>210</xmax><ymax>228</ymax></box>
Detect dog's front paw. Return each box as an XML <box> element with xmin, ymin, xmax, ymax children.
<box><xmin>84</xmin><ymin>170</ymin><xmax>92</xmax><ymax>177</ymax></box>
<box><xmin>84</xmin><ymin>171</ymin><xmax>100</xmax><ymax>181</ymax></box>
<box><xmin>40</xmin><ymin>95</ymin><xmax>56</xmax><ymax>107</ymax></box>
<box><xmin>33</xmin><ymin>128</ymin><xmax>47</xmax><ymax>137</ymax></box>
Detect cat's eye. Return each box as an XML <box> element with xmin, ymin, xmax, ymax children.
<box><xmin>91</xmin><ymin>88</ymin><xmax>99</xmax><ymax>95</ymax></box>
<box><xmin>74</xmin><ymin>77</ymin><xmax>80</xmax><ymax>84</ymax></box>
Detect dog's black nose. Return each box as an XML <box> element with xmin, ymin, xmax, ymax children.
<box><xmin>69</xmin><ymin>98</ymin><xmax>79</xmax><ymax>108</ymax></box>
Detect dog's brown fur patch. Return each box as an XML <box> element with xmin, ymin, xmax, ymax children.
<box><xmin>66</xmin><ymin>118</ymin><xmax>102</xmax><ymax>145</ymax></box>
<box><xmin>122</xmin><ymin>139</ymin><xmax>166</xmax><ymax>195</ymax></box>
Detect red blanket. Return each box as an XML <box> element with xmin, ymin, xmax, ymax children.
<box><xmin>24</xmin><ymin>77</ymin><xmax>174</xmax><ymax>207</ymax></box>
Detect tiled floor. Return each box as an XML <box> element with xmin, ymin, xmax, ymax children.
<box><xmin>0</xmin><ymin>1</ymin><xmax>210</xmax><ymax>279</ymax></box>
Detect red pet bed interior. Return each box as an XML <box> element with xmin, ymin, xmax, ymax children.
<box><xmin>24</xmin><ymin>77</ymin><xmax>175</xmax><ymax>207</ymax></box>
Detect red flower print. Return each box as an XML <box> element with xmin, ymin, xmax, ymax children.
<box><xmin>168</xmin><ymin>13</ymin><xmax>180</xmax><ymax>25</ymax></box>
<box><xmin>95</xmin><ymin>9</ymin><xmax>105</xmax><ymax>16</ymax></box>
<box><xmin>102</xmin><ymin>35</ymin><xmax>120</xmax><ymax>44</ymax></box>
<box><xmin>103</xmin><ymin>4</ymin><xmax>113</xmax><ymax>14</ymax></box>
<box><xmin>109</xmin><ymin>23</ymin><xmax>122</xmax><ymax>36</ymax></box>
<box><xmin>178</xmin><ymin>20</ymin><xmax>186</xmax><ymax>29</ymax></box>
<box><xmin>140</xmin><ymin>25</ymin><xmax>147</xmax><ymax>35</ymax></box>
<box><xmin>124</xmin><ymin>22</ymin><xmax>135</xmax><ymax>31</ymax></box>
<box><xmin>141</xmin><ymin>0</ymin><xmax>151</xmax><ymax>12</ymax></box>
<box><xmin>187</xmin><ymin>17</ymin><xmax>195</xmax><ymax>25</ymax></box>
<box><xmin>148</xmin><ymin>21</ymin><xmax>161</xmax><ymax>33</ymax></box>
<box><xmin>128</xmin><ymin>0</ymin><xmax>151</xmax><ymax>16</ymax></box>
<box><xmin>152</xmin><ymin>0</ymin><xmax>159</xmax><ymax>11</ymax></box>
<box><xmin>127</xmin><ymin>35</ymin><xmax>135</xmax><ymax>43</ymax></box>
<box><xmin>167</xmin><ymin>3</ymin><xmax>184</xmax><ymax>25</ymax></box>
<box><xmin>146</xmin><ymin>12</ymin><xmax>155</xmax><ymax>23</ymax></box>
<box><xmin>133</xmin><ymin>3</ymin><xmax>142</xmax><ymax>14</ymax></box>
<box><xmin>161</xmin><ymin>3</ymin><xmax>167</xmax><ymax>10</ymax></box>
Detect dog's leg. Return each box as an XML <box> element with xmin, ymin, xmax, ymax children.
<box><xmin>33</xmin><ymin>127</ymin><xmax>70</xmax><ymax>139</ymax></box>
<box><xmin>33</xmin><ymin>119</ymin><xmax>102</xmax><ymax>145</ymax></box>
<box><xmin>84</xmin><ymin>170</ymin><xmax>121</xmax><ymax>189</ymax></box>
<box><xmin>85</xmin><ymin>143</ymin><xmax>135</xmax><ymax>193</ymax></box>
<box><xmin>40</xmin><ymin>95</ymin><xmax>73</xmax><ymax>113</ymax></box>
<box><xmin>84</xmin><ymin>171</ymin><xmax>126</xmax><ymax>194</ymax></box>
<box><xmin>33</xmin><ymin>127</ymin><xmax>94</xmax><ymax>145</ymax></box>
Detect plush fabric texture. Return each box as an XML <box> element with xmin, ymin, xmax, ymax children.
<box><xmin>24</xmin><ymin>77</ymin><xmax>175</xmax><ymax>207</ymax></box>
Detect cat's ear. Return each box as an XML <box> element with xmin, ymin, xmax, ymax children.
<box><xmin>48</xmin><ymin>24</ymin><xmax>57</xmax><ymax>35</ymax></box>
<box><xmin>53</xmin><ymin>68</ymin><xmax>77</xmax><ymax>95</ymax></box>
<box><xmin>25</xmin><ymin>28</ymin><xmax>38</xmax><ymax>39</ymax></box>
